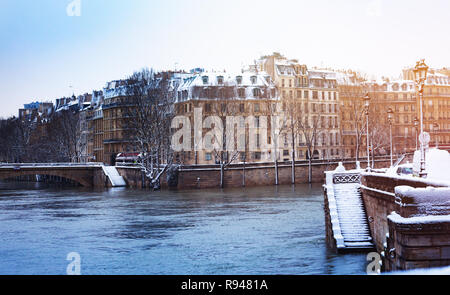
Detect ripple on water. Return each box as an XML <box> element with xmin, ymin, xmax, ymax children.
<box><xmin>0</xmin><ymin>182</ymin><xmax>366</xmax><ymax>275</ymax></box>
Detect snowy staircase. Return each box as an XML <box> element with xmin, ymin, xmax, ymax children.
<box><xmin>333</xmin><ymin>182</ymin><xmax>374</xmax><ymax>250</ymax></box>
<box><xmin>102</xmin><ymin>166</ymin><xmax>126</xmax><ymax>187</ymax></box>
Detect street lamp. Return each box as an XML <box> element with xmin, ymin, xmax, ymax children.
<box><xmin>363</xmin><ymin>93</ymin><xmax>371</xmax><ymax>170</ymax></box>
<box><xmin>387</xmin><ymin>108</ymin><xmax>394</xmax><ymax>167</ymax></box>
<box><xmin>413</xmin><ymin>117</ymin><xmax>419</xmax><ymax>151</ymax></box>
<box><xmin>433</xmin><ymin>122</ymin><xmax>439</xmax><ymax>148</ymax></box>
<box><xmin>413</xmin><ymin>59</ymin><xmax>429</xmax><ymax>178</ymax></box>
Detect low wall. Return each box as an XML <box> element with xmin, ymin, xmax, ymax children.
<box><xmin>360</xmin><ymin>173</ymin><xmax>450</xmax><ymax>271</ymax></box>
<box><xmin>118</xmin><ymin>158</ymin><xmax>393</xmax><ymax>189</ymax></box>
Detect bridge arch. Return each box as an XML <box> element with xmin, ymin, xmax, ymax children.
<box><xmin>0</xmin><ymin>169</ymin><xmax>93</xmax><ymax>187</ymax></box>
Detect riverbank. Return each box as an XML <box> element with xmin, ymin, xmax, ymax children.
<box><xmin>117</xmin><ymin>157</ymin><xmax>396</xmax><ymax>189</ymax></box>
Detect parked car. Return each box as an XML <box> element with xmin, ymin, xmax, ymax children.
<box><xmin>396</xmin><ymin>164</ymin><xmax>413</xmax><ymax>176</ymax></box>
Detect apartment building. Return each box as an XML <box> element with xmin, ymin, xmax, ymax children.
<box><xmin>365</xmin><ymin>79</ymin><xmax>417</xmax><ymax>154</ymax></box>
<box><xmin>256</xmin><ymin>53</ymin><xmax>341</xmax><ymax>161</ymax></box>
<box><xmin>403</xmin><ymin>67</ymin><xmax>450</xmax><ymax>148</ymax></box>
<box><xmin>174</xmin><ymin>70</ymin><xmax>280</xmax><ymax>165</ymax></box>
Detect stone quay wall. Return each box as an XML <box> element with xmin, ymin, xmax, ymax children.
<box><xmin>360</xmin><ymin>173</ymin><xmax>450</xmax><ymax>271</ymax></box>
<box><xmin>117</xmin><ymin>157</ymin><xmax>393</xmax><ymax>189</ymax></box>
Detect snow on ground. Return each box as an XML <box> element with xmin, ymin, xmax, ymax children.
<box><xmin>413</xmin><ymin>148</ymin><xmax>450</xmax><ymax>182</ymax></box>
<box><xmin>388</xmin><ymin>212</ymin><xmax>450</xmax><ymax>224</ymax></box>
<box><xmin>395</xmin><ymin>186</ymin><xmax>450</xmax><ymax>204</ymax></box>
<box><xmin>388</xmin><ymin>265</ymin><xmax>450</xmax><ymax>275</ymax></box>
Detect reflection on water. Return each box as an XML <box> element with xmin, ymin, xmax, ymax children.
<box><xmin>0</xmin><ymin>181</ymin><xmax>367</xmax><ymax>275</ymax></box>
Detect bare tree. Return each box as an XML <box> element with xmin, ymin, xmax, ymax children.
<box><xmin>350</xmin><ymin>101</ymin><xmax>366</xmax><ymax>162</ymax></box>
<box><xmin>298</xmin><ymin>113</ymin><xmax>323</xmax><ymax>183</ymax></box>
<box><xmin>209</xmin><ymin>101</ymin><xmax>240</xmax><ymax>188</ymax></box>
<box><xmin>280</xmin><ymin>93</ymin><xmax>303</xmax><ymax>184</ymax></box>
<box><xmin>261</xmin><ymin>100</ymin><xmax>282</xmax><ymax>185</ymax></box>
<box><xmin>124</xmin><ymin>69</ymin><xmax>176</xmax><ymax>190</ymax></box>
<box><xmin>48</xmin><ymin>110</ymin><xmax>82</xmax><ymax>162</ymax></box>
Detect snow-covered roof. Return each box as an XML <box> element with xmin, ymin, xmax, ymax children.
<box><xmin>175</xmin><ymin>71</ymin><xmax>278</xmax><ymax>103</ymax></box>
<box><xmin>426</xmin><ymin>72</ymin><xmax>450</xmax><ymax>86</ymax></box>
<box><xmin>178</xmin><ymin>71</ymin><xmax>274</xmax><ymax>89</ymax></box>
<box><xmin>363</xmin><ymin>79</ymin><xmax>415</xmax><ymax>92</ymax></box>
<box><xmin>276</xmin><ymin>64</ymin><xmax>297</xmax><ymax>76</ymax></box>
<box><xmin>308</xmin><ymin>69</ymin><xmax>337</xmax><ymax>80</ymax></box>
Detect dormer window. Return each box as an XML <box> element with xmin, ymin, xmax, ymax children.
<box><xmin>250</xmin><ymin>76</ymin><xmax>257</xmax><ymax>85</ymax></box>
<box><xmin>202</xmin><ymin>76</ymin><xmax>209</xmax><ymax>85</ymax></box>
<box><xmin>217</xmin><ymin>76</ymin><xmax>224</xmax><ymax>84</ymax></box>
<box><xmin>236</xmin><ymin>76</ymin><xmax>242</xmax><ymax>85</ymax></box>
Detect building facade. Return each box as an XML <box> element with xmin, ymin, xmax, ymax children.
<box><xmin>174</xmin><ymin>70</ymin><xmax>280</xmax><ymax>165</ymax></box>
<box><xmin>256</xmin><ymin>53</ymin><xmax>342</xmax><ymax>161</ymax></box>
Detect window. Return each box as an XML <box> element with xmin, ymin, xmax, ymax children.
<box><xmin>254</xmin><ymin>103</ymin><xmax>260</xmax><ymax>112</ymax></box>
<box><xmin>253</xmin><ymin>88</ymin><xmax>261</xmax><ymax>98</ymax></box>
<box><xmin>205</xmin><ymin>153</ymin><xmax>212</xmax><ymax>161</ymax></box>
<box><xmin>312</xmin><ymin>91</ymin><xmax>318</xmax><ymax>99</ymax></box>
<box><xmin>236</xmin><ymin>76</ymin><xmax>242</xmax><ymax>85</ymax></box>
<box><xmin>205</xmin><ymin>103</ymin><xmax>211</xmax><ymax>112</ymax></box>
<box><xmin>239</xmin><ymin>103</ymin><xmax>245</xmax><ymax>113</ymax></box>
<box><xmin>202</xmin><ymin>76</ymin><xmax>209</xmax><ymax>84</ymax></box>
<box><xmin>297</xmin><ymin>90</ymin><xmax>302</xmax><ymax>98</ymax></box>
<box><xmin>304</xmin><ymin>91</ymin><xmax>309</xmax><ymax>99</ymax></box>
<box><xmin>218</xmin><ymin>88</ymin><xmax>225</xmax><ymax>99</ymax></box>
<box><xmin>250</xmin><ymin>76</ymin><xmax>257</xmax><ymax>84</ymax></box>
<box><xmin>254</xmin><ymin>152</ymin><xmax>261</xmax><ymax>160</ymax></box>
<box><xmin>217</xmin><ymin>76</ymin><xmax>224</xmax><ymax>84</ymax></box>
<box><xmin>238</xmin><ymin>88</ymin><xmax>245</xmax><ymax>98</ymax></box>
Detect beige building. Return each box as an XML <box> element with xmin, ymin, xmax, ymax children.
<box><xmin>174</xmin><ymin>70</ymin><xmax>280</xmax><ymax>165</ymax></box>
<box><xmin>256</xmin><ymin>53</ymin><xmax>342</xmax><ymax>161</ymax></box>
<box><xmin>403</xmin><ymin>67</ymin><xmax>450</xmax><ymax>149</ymax></box>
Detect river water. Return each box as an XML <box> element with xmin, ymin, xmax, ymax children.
<box><xmin>0</xmin><ymin>181</ymin><xmax>367</xmax><ymax>275</ymax></box>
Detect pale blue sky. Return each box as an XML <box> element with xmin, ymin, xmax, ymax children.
<box><xmin>1</xmin><ymin>0</ymin><xmax>449</xmax><ymax>118</ymax></box>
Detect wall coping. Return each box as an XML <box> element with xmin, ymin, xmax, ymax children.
<box><xmin>361</xmin><ymin>171</ymin><xmax>450</xmax><ymax>188</ymax></box>
<box><xmin>388</xmin><ymin>212</ymin><xmax>450</xmax><ymax>233</ymax></box>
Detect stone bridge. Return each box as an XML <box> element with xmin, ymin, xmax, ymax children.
<box><xmin>0</xmin><ymin>163</ymin><xmax>107</xmax><ymax>187</ymax></box>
